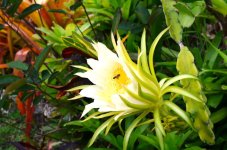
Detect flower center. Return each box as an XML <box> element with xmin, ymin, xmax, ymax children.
<box><xmin>110</xmin><ymin>63</ymin><xmax>130</xmax><ymax>93</ymax></box>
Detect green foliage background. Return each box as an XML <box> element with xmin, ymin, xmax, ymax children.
<box><xmin>0</xmin><ymin>0</ymin><xmax>227</xmax><ymax>149</ymax></box>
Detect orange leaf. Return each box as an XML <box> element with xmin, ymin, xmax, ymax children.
<box><xmin>0</xmin><ymin>64</ymin><xmax>8</xmax><ymax>69</ymax></box>
<box><xmin>46</xmin><ymin>0</ymin><xmax>69</xmax><ymax>27</ymax></box>
<box><xmin>13</xmin><ymin>47</ymin><xmax>31</xmax><ymax>77</ymax></box>
<box><xmin>19</xmin><ymin>1</ymin><xmax>46</xmax><ymax>27</ymax></box>
<box><xmin>56</xmin><ymin>90</ymin><xmax>67</xmax><ymax>99</ymax></box>
<box><xmin>40</xmin><ymin>8</ymin><xmax>53</xmax><ymax>27</ymax></box>
<box><xmin>7</xmin><ymin>21</ymin><xmax>42</xmax><ymax>54</ymax></box>
<box><xmin>16</xmin><ymin>92</ymin><xmax>26</xmax><ymax>115</ymax></box>
<box><xmin>14</xmin><ymin>47</ymin><xmax>31</xmax><ymax>61</ymax></box>
<box><xmin>25</xmin><ymin>96</ymin><xmax>35</xmax><ymax>138</ymax></box>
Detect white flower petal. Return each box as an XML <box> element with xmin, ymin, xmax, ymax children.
<box><xmin>111</xmin><ymin>94</ymin><xmax>131</xmax><ymax>111</ymax></box>
<box><xmin>80</xmin><ymin>85</ymin><xmax>102</xmax><ymax>99</ymax></box>
<box><xmin>81</xmin><ymin>102</ymin><xmax>97</xmax><ymax>117</ymax></box>
<box><xmin>87</xmin><ymin>58</ymin><xmax>99</xmax><ymax>69</ymax></box>
<box><xmin>92</xmin><ymin>42</ymin><xmax>119</xmax><ymax>61</ymax></box>
<box><xmin>76</xmin><ymin>70</ymin><xmax>105</xmax><ymax>86</ymax></box>
<box><xmin>74</xmin><ymin>41</ymin><xmax>141</xmax><ymax>116</ymax></box>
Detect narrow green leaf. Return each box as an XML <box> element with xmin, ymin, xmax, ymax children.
<box><xmin>211</xmin><ymin>107</ymin><xmax>227</xmax><ymax>124</ymax></box>
<box><xmin>120</xmin><ymin>95</ymin><xmax>150</xmax><ymax>109</ymax></box>
<box><xmin>125</xmin><ymin>87</ymin><xmax>156</xmax><ymax>104</ymax></box>
<box><xmin>122</xmin><ymin>0</ymin><xmax>131</xmax><ymax>20</ymax></box>
<box><xmin>149</xmin><ymin>27</ymin><xmax>169</xmax><ymax>82</ymax></box>
<box><xmin>64</xmin><ymin>120</ymin><xmax>83</xmax><ymax>126</ymax></box>
<box><xmin>211</xmin><ymin>0</ymin><xmax>227</xmax><ymax>16</ymax></box>
<box><xmin>72</xmin><ymin>65</ymin><xmax>90</xmax><ymax>71</ymax></box>
<box><xmin>159</xmin><ymin>78</ymin><xmax>168</xmax><ymax>87</ymax></box>
<box><xmin>203</xmin><ymin>35</ymin><xmax>227</xmax><ymax>64</ymax></box>
<box><xmin>127</xmin><ymin>63</ymin><xmax>158</xmax><ymax>95</ymax></box>
<box><xmin>88</xmin><ymin>116</ymin><xmax>115</xmax><ymax>147</ymax></box>
<box><xmin>178</xmin><ymin>130</ymin><xmax>193</xmax><ymax>147</ymax></box>
<box><xmin>81</xmin><ymin>112</ymin><xmax>103</xmax><ymax>122</ymax></box>
<box><xmin>7</xmin><ymin>61</ymin><xmax>28</xmax><ymax>70</ymax></box>
<box><xmin>111</xmin><ymin>8</ymin><xmax>121</xmax><ymax>34</ymax></box>
<box><xmin>70</xmin><ymin>1</ymin><xmax>82</xmax><ymax>10</ymax></box>
<box><xmin>34</xmin><ymin>46</ymin><xmax>51</xmax><ymax>71</ymax></box>
<box><xmin>105</xmin><ymin>119</ymin><xmax>116</xmax><ymax>135</ymax></box>
<box><xmin>141</xmin><ymin>29</ymin><xmax>150</xmax><ymax>74</ymax></box>
<box><xmin>0</xmin><ymin>24</ymin><xmax>4</xmax><ymax>30</ymax></box>
<box><xmin>161</xmin><ymin>74</ymin><xmax>197</xmax><ymax>90</ymax></box>
<box><xmin>94</xmin><ymin>112</ymin><xmax>118</xmax><ymax>119</ymax></box>
<box><xmin>137</xmin><ymin>48</ymin><xmax>160</xmax><ymax>87</ymax></box>
<box><xmin>68</xmin><ymin>95</ymin><xmax>83</xmax><ymax>100</ymax></box>
<box><xmin>86</xmin><ymin>8</ymin><xmax>113</xmax><ymax>18</ymax></box>
<box><xmin>6</xmin><ymin>0</ymin><xmax>22</xmax><ymax>17</ymax></box>
<box><xmin>135</xmin><ymin>2</ymin><xmax>150</xmax><ymax>24</ymax></box>
<box><xmin>128</xmin><ymin>124</ymin><xmax>149</xmax><ymax>150</ymax></box>
<box><xmin>123</xmin><ymin>111</ymin><xmax>148</xmax><ymax>150</ymax></box>
<box><xmin>155</xmin><ymin>123</ymin><xmax>164</xmax><ymax>150</ymax></box>
<box><xmin>161</xmin><ymin>86</ymin><xmax>202</xmax><ymax>103</ymax></box>
<box><xmin>67</xmin><ymin>85</ymin><xmax>90</xmax><ymax>92</ymax></box>
<box><xmin>154</xmin><ymin>109</ymin><xmax>166</xmax><ymax>136</ymax></box>
<box><xmin>207</xmin><ymin>94</ymin><xmax>223</xmax><ymax>108</ymax></box>
<box><xmin>1</xmin><ymin>0</ymin><xmax>8</xmax><ymax>8</ymax></box>
<box><xmin>164</xmin><ymin>101</ymin><xmax>193</xmax><ymax>128</ymax></box>
<box><xmin>48</xmin><ymin>9</ymin><xmax>67</xmax><ymax>14</ymax></box>
<box><xmin>203</xmin><ymin>33</ymin><xmax>222</xmax><ymax>69</ymax></box>
<box><xmin>5</xmin><ymin>79</ymin><xmax>26</xmax><ymax>94</ymax></box>
<box><xmin>137</xmin><ymin>61</ymin><xmax>160</xmax><ymax>94</ymax></box>
<box><xmin>0</xmin><ymin>75</ymin><xmax>20</xmax><ymax>86</ymax></box>
<box><xmin>138</xmin><ymin>135</ymin><xmax>159</xmax><ymax>149</ymax></box>
<box><xmin>18</xmin><ymin>4</ymin><xmax>42</xmax><ymax>19</ymax></box>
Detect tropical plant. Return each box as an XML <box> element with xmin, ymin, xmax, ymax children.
<box><xmin>0</xmin><ymin>0</ymin><xmax>227</xmax><ymax>149</ymax></box>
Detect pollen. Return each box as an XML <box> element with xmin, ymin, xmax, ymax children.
<box><xmin>110</xmin><ymin>63</ymin><xmax>131</xmax><ymax>93</ymax></box>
